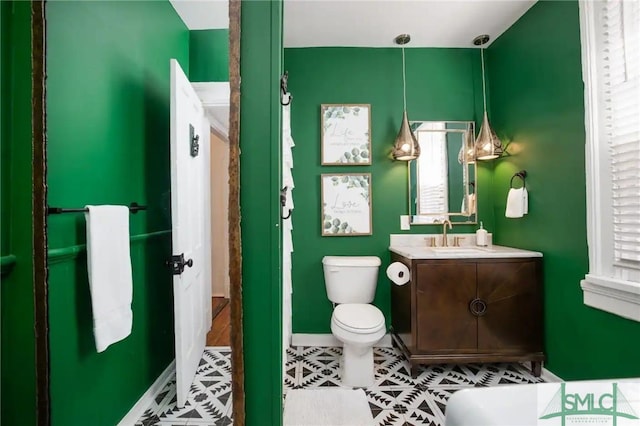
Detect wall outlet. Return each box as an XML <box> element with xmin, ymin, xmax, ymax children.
<box><xmin>400</xmin><ymin>215</ymin><xmax>410</xmax><ymax>230</ymax></box>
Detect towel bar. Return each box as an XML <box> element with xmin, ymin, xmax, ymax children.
<box><xmin>47</xmin><ymin>202</ymin><xmax>147</xmax><ymax>215</ymax></box>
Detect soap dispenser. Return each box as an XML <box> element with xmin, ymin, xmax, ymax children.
<box><xmin>476</xmin><ymin>222</ymin><xmax>488</xmax><ymax>246</ymax></box>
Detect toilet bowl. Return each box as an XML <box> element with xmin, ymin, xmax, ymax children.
<box><xmin>331</xmin><ymin>303</ymin><xmax>385</xmax><ymax>387</ymax></box>
<box><xmin>322</xmin><ymin>256</ymin><xmax>385</xmax><ymax>388</ymax></box>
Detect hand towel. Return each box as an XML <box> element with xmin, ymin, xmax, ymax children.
<box><xmin>85</xmin><ymin>205</ymin><xmax>133</xmax><ymax>352</ymax></box>
<box><xmin>523</xmin><ymin>188</ymin><xmax>529</xmax><ymax>214</ymax></box>
<box><xmin>468</xmin><ymin>193</ymin><xmax>476</xmax><ymax>215</ymax></box>
<box><xmin>460</xmin><ymin>194</ymin><xmax>476</xmax><ymax>215</ymax></box>
<box><xmin>505</xmin><ymin>188</ymin><xmax>525</xmax><ymax>218</ymax></box>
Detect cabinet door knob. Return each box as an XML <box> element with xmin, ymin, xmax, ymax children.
<box><xmin>469</xmin><ymin>298</ymin><xmax>487</xmax><ymax>316</ymax></box>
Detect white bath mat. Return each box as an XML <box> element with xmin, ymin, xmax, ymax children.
<box><xmin>283</xmin><ymin>388</ymin><xmax>374</xmax><ymax>426</ymax></box>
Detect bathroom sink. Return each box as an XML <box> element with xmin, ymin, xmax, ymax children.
<box><xmin>389</xmin><ymin>241</ymin><xmax>542</xmax><ymax>260</ymax></box>
<box><xmin>431</xmin><ymin>247</ymin><xmax>490</xmax><ymax>254</ymax></box>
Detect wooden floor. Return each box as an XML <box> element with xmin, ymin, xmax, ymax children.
<box><xmin>206</xmin><ymin>297</ymin><xmax>230</xmax><ymax>346</ymax></box>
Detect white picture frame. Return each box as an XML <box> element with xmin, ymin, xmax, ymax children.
<box><xmin>321</xmin><ymin>104</ymin><xmax>371</xmax><ymax>165</ymax></box>
<box><xmin>321</xmin><ymin>173</ymin><xmax>372</xmax><ymax>236</ymax></box>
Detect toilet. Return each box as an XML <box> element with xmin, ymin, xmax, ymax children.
<box><xmin>322</xmin><ymin>255</ymin><xmax>385</xmax><ymax>388</ymax></box>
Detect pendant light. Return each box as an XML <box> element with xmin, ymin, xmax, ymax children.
<box><xmin>392</xmin><ymin>34</ymin><xmax>420</xmax><ymax>161</ymax></box>
<box><xmin>464</xmin><ymin>126</ymin><xmax>476</xmax><ymax>164</ymax></box>
<box><xmin>473</xmin><ymin>34</ymin><xmax>503</xmax><ymax>160</ymax></box>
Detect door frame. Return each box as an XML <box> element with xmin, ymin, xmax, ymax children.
<box><xmin>30</xmin><ymin>0</ymin><xmax>245</xmax><ymax>423</ymax></box>
<box><xmin>32</xmin><ymin>1</ymin><xmax>49</xmax><ymax>424</ymax></box>
<box><xmin>228</xmin><ymin>1</ymin><xmax>245</xmax><ymax>423</ymax></box>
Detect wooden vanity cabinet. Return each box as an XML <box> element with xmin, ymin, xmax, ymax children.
<box><xmin>390</xmin><ymin>253</ymin><xmax>545</xmax><ymax>376</ymax></box>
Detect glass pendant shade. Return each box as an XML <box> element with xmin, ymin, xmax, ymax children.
<box><xmin>464</xmin><ymin>128</ymin><xmax>476</xmax><ymax>164</ymax></box>
<box><xmin>475</xmin><ymin>111</ymin><xmax>503</xmax><ymax>160</ymax></box>
<box><xmin>392</xmin><ymin>110</ymin><xmax>420</xmax><ymax>160</ymax></box>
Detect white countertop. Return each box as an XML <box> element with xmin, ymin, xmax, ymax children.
<box><xmin>389</xmin><ymin>244</ymin><xmax>542</xmax><ymax>259</ymax></box>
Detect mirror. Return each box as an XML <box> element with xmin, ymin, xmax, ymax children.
<box><xmin>408</xmin><ymin>121</ymin><xmax>477</xmax><ymax>224</ymax></box>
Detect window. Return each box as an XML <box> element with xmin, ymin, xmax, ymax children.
<box><xmin>416</xmin><ymin>122</ymin><xmax>448</xmax><ymax>221</ymax></box>
<box><xmin>579</xmin><ymin>0</ymin><xmax>640</xmax><ymax>321</ymax></box>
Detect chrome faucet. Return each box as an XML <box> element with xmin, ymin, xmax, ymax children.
<box><xmin>442</xmin><ymin>219</ymin><xmax>452</xmax><ymax>247</ymax></box>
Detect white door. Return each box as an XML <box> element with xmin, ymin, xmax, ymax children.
<box><xmin>169</xmin><ymin>58</ymin><xmax>211</xmax><ymax>408</ymax></box>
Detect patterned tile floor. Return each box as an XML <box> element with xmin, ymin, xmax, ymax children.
<box><xmin>135</xmin><ymin>347</ymin><xmax>233</xmax><ymax>426</ymax></box>
<box><xmin>284</xmin><ymin>345</ymin><xmax>545</xmax><ymax>426</ymax></box>
<box><xmin>136</xmin><ymin>345</ymin><xmax>543</xmax><ymax>425</ymax></box>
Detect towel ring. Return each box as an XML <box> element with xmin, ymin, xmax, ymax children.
<box><xmin>510</xmin><ymin>170</ymin><xmax>527</xmax><ymax>189</ymax></box>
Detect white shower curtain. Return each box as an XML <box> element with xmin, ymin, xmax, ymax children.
<box><xmin>282</xmin><ymin>93</ymin><xmax>295</xmax><ymax>376</ymax></box>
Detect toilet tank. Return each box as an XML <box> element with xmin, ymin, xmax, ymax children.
<box><xmin>322</xmin><ymin>256</ymin><xmax>381</xmax><ymax>304</ymax></box>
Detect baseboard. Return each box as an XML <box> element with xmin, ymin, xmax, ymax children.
<box><xmin>541</xmin><ymin>366</ymin><xmax>563</xmax><ymax>383</ymax></box>
<box><xmin>117</xmin><ymin>360</ymin><xmax>175</xmax><ymax>426</ymax></box>
<box><xmin>291</xmin><ymin>333</ymin><xmax>392</xmax><ymax>348</ymax></box>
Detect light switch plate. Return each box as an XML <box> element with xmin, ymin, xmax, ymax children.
<box><xmin>400</xmin><ymin>215</ymin><xmax>410</xmax><ymax>230</ymax></box>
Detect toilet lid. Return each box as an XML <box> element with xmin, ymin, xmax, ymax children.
<box><xmin>333</xmin><ymin>304</ymin><xmax>384</xmax><ymax>333</ymax></box>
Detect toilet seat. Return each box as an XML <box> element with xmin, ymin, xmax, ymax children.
<box><xmin>332</xmin><ymin>304</ymin><xmax>384</xmax><ymax>334</ymax></box>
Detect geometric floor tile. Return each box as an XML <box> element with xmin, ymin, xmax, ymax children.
<box><xmin>136</xmin><ymin>347</ymin><xmax>233</xmax><ymax>426</ymax></box>
<box><xmin>286</xmin><ymin>345</ymin><xmax>544</xmax><ymax>426</ymax></box>
<box><xmin>137</xmin><ymin>345</ymin><xmax>544</xmax><ymax>426</ymax></box>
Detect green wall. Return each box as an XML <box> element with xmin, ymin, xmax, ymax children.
<box><xmin>240</xmin><ymin>1</ymin><xmax>283</xmax><ymax>425</ymax></box>
<box><xmin>1</xmin><ymin>2</ymin><xmax>37</xmax><ymax>424</ymax></box>
<box><xmin>46</xmin><ymin>1</ymin><xmax>188</xmax><ymax>424</ymax></box>
<box><xmin>284</xmin><ymin>47</ymin><xmax>487</xmax><ymax>333</ymax></box>
<box><xmin>0</xmin><ymin>0</ymin><xmax>6</xmax><ymax>255</ymax></box>
<box><xmin>190</xmin><ymin>29</ymin><xmax>229</xmax><ymax>82</ymax></box>
<box><xmin>487</xmin><ymin>0</ymin><xmax>640</xmax><ymax>380</ymax></box>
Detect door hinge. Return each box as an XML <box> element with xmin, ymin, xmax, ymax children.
<box><xmin>190</xmin><ymin>124</ymin><xmax>200</xmax><ymax>157</ymax></box>
<box><xmin>166</xmin><ymin>253</ymin><xmax>194</xmax><ymax>275</ymax></box>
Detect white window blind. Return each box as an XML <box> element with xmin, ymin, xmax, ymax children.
<box><xmin>580</xmin><ymin>0</ymin><xmax>640</xmax><ymax>321</ymax></box>
<box><xmin>601</xmin><ymin>0</ymin><xmax>640</xmax><ymax>266</ymax></box>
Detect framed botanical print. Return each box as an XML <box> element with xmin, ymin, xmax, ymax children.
<box><xmin>321</xmin><ymin>104</ymin><xmax>371</xmax><ymax>165</ymax></box>
<box><xmin>321</xmin><ymin>173</ymin><xmax>372</xmax><ymax>236</ymax></box>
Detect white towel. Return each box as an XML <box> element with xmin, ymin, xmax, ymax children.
<box><xmin>85</xmin><ymin>205</ymin><xmax>133</xmax><ymax>352</ymax></box>
<box><xmin>461</xmin><ymin>193</ymin><xmax>477</xmax><ymax>215</ymax></box>
<box><xmin>469</xmin><ymin>193</ymin><xmax>477</xmax><ymax>215</ymax></box>
<box><xmin>505</xmin><ymin>188</ymin><xmax>525</xmax><ymax>218</ymax></box>
<box><xmin>523</xmin><ymin>188</ymin><xmax>529</xmax><ymax>214</ymax></box>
